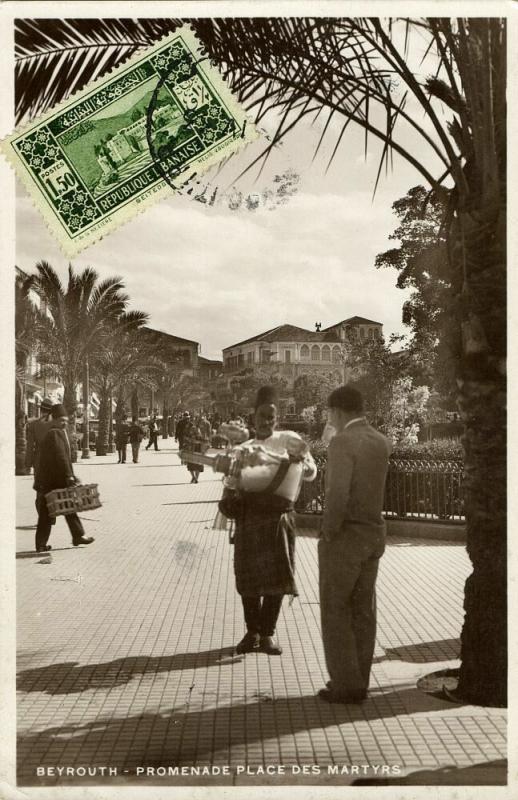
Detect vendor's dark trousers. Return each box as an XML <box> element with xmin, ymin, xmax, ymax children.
<box><xmin>35</xmin><ymin>491</ymin><xmax>86</xmax><ymax>550</ymax></box>
<box><xmin>242</xmin><ymin>595</ymin><xmax>283</xmax><ymax>637</ymax></box>
<box><xmin>318</xmin><ymin>531</ymin><xmax>384</xmax><ymax>695</ymax></box>
<box><xmin>131</xmin><ymin>442</ymin><xmax>140</xmax><ymax>463</ymax></box>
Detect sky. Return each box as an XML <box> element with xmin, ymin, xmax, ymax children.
<box><xmin>15</xmin><ymin>26</ymin><xmax>448</xmax><ymax>361</ymax></box>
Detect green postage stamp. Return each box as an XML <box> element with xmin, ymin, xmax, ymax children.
<box><xmin>2</xmin><ymin>26</ymin><xmax>257</xmax><ymax>254</ymax></box>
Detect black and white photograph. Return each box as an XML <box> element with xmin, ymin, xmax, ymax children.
<box><xmin>1</xmin><ymin>2</ymin><xmax>513</xmax><ymax>797</ymax></box>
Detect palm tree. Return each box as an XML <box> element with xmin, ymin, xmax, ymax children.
<box><xmin>15</xmin><ymin>17</ymin><xmax>506</xmax><ymax>705</ymax></box>
<box><xmin>33</xmin><ymin>261</ymin><xmax>130</xmax><ymax>461</ymax></box>
<box><xmin>15</xmin><ymin>270</ymin><xmax>37</xmax><ymax>474</ymax></box>
<box><xmin>90</xmin><ymin>312</ymin><xmax>151</xmax><ymax>454</ymax></box>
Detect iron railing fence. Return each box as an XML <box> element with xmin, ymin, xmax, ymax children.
<box><xmin>295</xmin><ymin>458</ymin><xmax>465</xmax><ymax>524</ymax></box>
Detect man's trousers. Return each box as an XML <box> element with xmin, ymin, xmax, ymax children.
<box><xmin>318</xmin><ymin>529</ymin><xmax>384</xmax><ymax>695</ymax></box>
<box><xmin>35</xmin><ymin>492</ymin><xmax>86</xmax><ymax>550</ymax></box>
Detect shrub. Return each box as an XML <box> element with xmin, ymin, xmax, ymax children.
<box><xmin>392</xmin><ymin>438</ymin><xmax>463</xmax><ymax>462</ymax></box>
<box><xmin>306</xmin><ymin>436</ymin><xmax>463</xmax><ymax>464</ymax></box>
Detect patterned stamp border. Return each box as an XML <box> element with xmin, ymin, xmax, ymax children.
<box><xmin>1</xmin><ymin>25</ymin><xmax>257</xmax><ymax>255</ymax></box>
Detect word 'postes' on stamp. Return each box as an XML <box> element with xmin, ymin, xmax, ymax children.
<box><xmin>2</xmin><ymin>27</ymin><xmax>257</xmax><ymax>255</ymax></box>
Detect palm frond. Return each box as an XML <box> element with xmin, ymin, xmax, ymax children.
<box><xmin>15</xmin><ymin>17</ymin><xmax>183</xmax><ymax>123</ymax></box>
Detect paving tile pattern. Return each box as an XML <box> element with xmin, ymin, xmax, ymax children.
<box><xmin>15</xmin><ymin>446</ymin><xmax>507</xmax><ymax>786</ymax></box>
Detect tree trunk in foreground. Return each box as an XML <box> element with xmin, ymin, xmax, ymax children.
<box><xmin>454</xmin><ymin>206</ymin><xmax>506</xmax><ymax>707</ymax></box>
<box><xmin>15</xmin><ymin>376</ymin><xmax>28</xmax><ymax>475</ymax></box>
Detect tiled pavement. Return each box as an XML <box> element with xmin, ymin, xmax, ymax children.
<box><xmin>15</xmin><ymin>444</ymin><xmax>507</xmax><ymax>788</ymax></box>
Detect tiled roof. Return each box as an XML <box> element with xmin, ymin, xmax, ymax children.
<box><xmin>198</xmin><ymin>356</ymin><xmax>223</xmax><ymax>366</ymax></box>
<box><xmin>143</xmin><ymin>326</ymin><xmax>199</xmax><ymax>347</ymax></box>
<box><xmin>322</xmin><ymin>316</ymin><xmax>382</xmax><ymax>329</ymax></box>
<box><xmin>224</xmin><ymin>317</ymin><xmax>382</xmax><ymax>351</ymax></box>
<box><xmin>224</xmin><ymin>324</ymin><xmax>337</xmax><ymax>350</ymax></box>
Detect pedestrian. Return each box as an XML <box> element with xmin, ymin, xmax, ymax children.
<box><xmin>35</xmin><ymin>404</ymin><xmax>95</xmax><ymax>552</ymax></box>
<box><xmin>26</xmin><ymin>397</ymin><xmax>54</xmax><ymax>531</ymax></box>
<box><xmin>219</xmin><ymin>385</ymin><xmax>316</xmax><ymax>656</ymax></box>
<box><xmin>129</xmin><ymin>417</ymin><xmax>145</xmax><ymax>463</ymax></box>
<box><xmin>198</xmin><ymin>413</ymin><xmax>212</xmax><ymax>444</ymax></box>
<box><xmin>145</xmin><ymin>414</ymin><xmax>160</xmax><ymax>451</ymax></box>
<box><xmin>183</xmin><ymin>417</ymin><xmax>203</xmax><ymax>483</ymax></box>
<box><xmin>25</xmin><ymin>396</ymin><xmax>54</xmax><ymax>477</ymax></box>
<box><xmin>115</xmin><ymin>414</ymin><xmax>130</xmax><ymax>463</ymax></box>
<box><xmin>318</xmin><ymin>385</ymin><xmax>391</xmax><ymax>704</ymax></box>
<box><xmin>175</xmin><ymin>411</ymin><xmax>191</xmax><ymax>450</ymax></box>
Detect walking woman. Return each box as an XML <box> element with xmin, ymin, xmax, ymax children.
<box><xmin>220</xmin><ymin>386</ymin><xmax>316</xmax><ymax>655</ymax></box>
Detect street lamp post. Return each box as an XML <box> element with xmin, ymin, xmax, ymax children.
<box><xmin>81</xmin><ymin>357</ymin><xmax>90</xmax><ymax>459</ymax></box>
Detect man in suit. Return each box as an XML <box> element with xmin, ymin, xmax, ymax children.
<box><xmin>25</xmin><ymin>396</ymin><xmax>54</xmax><ymax>477</ymax></box>
<box><xmin>318</xmin><ymin>385</ymin><xmax>391</xmax><ymax>704</ymax></box>
<box><xmin>174</xmin><ymin>411</ymin><xmax>191</xmax><ymax>450</ymax></box>
<box><xmin>145</xmin><ymin>414</ymin><xmax>160</xmax><ymax>451</ymax></box>
<box><xmin>35</xmin><ymin>404</ymin><xmax>95</xmax><ymax>552</ymax></box>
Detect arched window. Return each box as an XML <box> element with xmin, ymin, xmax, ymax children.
<box><xmin>321</xmin><ymin>345</ymin><xmax>331</xmax><ymax>361</ymax></box>
<box><xmin>300</xmin><ymin>344</ymin><xmax>310</xmax><ymax>359</ymax></box>
<box><xmin>360</xmin><ymin>327</ymin><xmax>366</xmax><ymax>339</ymax></box>
<box><xmin>311</xmin><ymin>345</ymin><xmax>320</xmax><ymax>361</ymax></box>
<box><xmin>332</xmin><ymin>346</ymin><xmax>341</xmax><ymax>363</ymax></box>
<box><xmin>368</xmin><ymin>328</ymin><xmax>374</xmax><ymax>340</ymax></box>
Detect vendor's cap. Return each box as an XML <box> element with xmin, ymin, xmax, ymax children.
<box><xmin>50</xmin><ymin>404</ymin><xmax>67</xmax><ymax>419</ymax></box>
<box><xmin>41</xmin><ymin>397</ymin><xmax>54</xmax><ymax>411</ymax></box>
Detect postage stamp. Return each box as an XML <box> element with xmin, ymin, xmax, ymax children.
<box><xmin>1</xmin><ymin>25</ymin><xmax>257</xmax><ymax>255</ymax></box>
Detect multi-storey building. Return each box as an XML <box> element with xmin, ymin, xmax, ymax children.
<box><xmin>216</xmin><ymin>317</ymin><xmax>384</xmax><ymax>417</ymax></box>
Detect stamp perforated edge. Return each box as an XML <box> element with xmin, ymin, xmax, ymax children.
<box><xmin>2</xmin><ymin>24</ymin><xmax>258</xmax><ymax>256</ymax></box>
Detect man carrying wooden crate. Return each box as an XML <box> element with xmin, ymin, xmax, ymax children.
<box><xmin>34</xmin><ymin>404</ymin><xmax>95</xmax><ymax>553</ymax></box>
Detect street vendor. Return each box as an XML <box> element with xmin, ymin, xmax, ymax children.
<box><xmin>220</xmin><ymin>385</ymin><xmax>317</xmax><ymax>656</ymax></box>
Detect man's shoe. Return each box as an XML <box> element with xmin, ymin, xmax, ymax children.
<box><xmin>259</xmin><ymin>636</ymin><xmax>282</xmax><ymax>655</ymax></box>
<box><xmin>235</xmin><ymin>632</ymin><xmax>260</xmax><ymax>654</ymax></box>
<box><xmin>36</xmin><ymin>545</ymin><xmax>52</xmax><ymax>553</ymax></box>
<box><xmin>318</xmin><ymin>688</ymin><xmax>366</xmax><ymax>704</ymax></box>
<box><xmin>73</xmin><ymin>537</ymin><xmax>95</xmax><ymax>546</ymax></box>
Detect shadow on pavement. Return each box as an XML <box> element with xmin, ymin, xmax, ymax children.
<box><xmin>129</xmin><ymin>464</ymin><xmax>184</xmax><ymax>469</ymax></box>
<box><xmin>17</xmin><ymin>687</ymin><xmax>473</xmax><ymax>784</ymax></box>
<box><xmin>136</xmin><ymin>481</ymin><xmax>221</xmax><ymax>487</ymax></box>
<box><xmin>16</xmin><ymin>547</ymin><xmax>78</xmax><ymax>559</ymax></box>
<box><xmin>162</xmin><ymin>500</ymin><xmax>220</xmax><ymax>506</ymax></box>
<box><xmin>375</xmin><ymin>638</ymin><xmax>460</xmax><ymax>663</ymax></box>
<box><xmin>17</xmin><ymin>648</ymin><xmax>243</xmax><ymax>694</ymax></box>
<box><xmin>387</xmin><ymin>539</ymin><xmax>465</xmax><ymax>548</ymax></box>
<box><xmin>351</xmin><ymin>760</ymin><xmax>507</xmax><ymax>785</ymax></box>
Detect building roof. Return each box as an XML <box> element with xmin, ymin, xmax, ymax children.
<box><xmin>143</xmin><ymin>326</ymin><xmax>199</xmax><ymax>347</ymax></box>
<box><xmin>224</xmin><ymin>316</ymin><xmax>382</xmax><ymax>351</ymax></box>
<box><xmin>198</xmin><ymin>356</ymin><xmax>223</xmax><ymax>366</ymax></box>
<box><xmin>321</xmin><ymin>316</ymin><xmax>382</xmax><ymax>330</ymax></box>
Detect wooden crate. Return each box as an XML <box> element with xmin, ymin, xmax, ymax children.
<box><xmin>45</xmin><ymin>484</ymin><xmax>101</xmax><ymax>517</ymax></box>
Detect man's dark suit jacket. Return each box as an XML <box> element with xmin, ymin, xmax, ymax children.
<box><xmin>37</xmin><ymin>428</ymin><xmax>75</xmax><ymax>493</ymax></box>
<box><xmin>322</xmin><ymin>419</ymin><xmax>391</xmax><ymax>539</ymax></box>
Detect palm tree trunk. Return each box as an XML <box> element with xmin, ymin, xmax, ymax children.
<box><xmin>81</xmin><ymin>357</ymin><xmax>90</xmax><ymax>459</ymax></box>
<box><xmin>162</xmin><ymin>397</ymin><xmax>169</xmax><ymax>439</ymax></box>
<box><xmin>453</xmin><ymin>207</ymin><xmax>506</xmax><ymax>706</ymax></box>
<box><xmin>15</xmin><ymin>376</ymin><xmax>28</xmax><ymax>475</ymax></box>
<box><xmin>96</xmin><ymin>383</ymin><xmax>110</xmax><ymax>455</ymax></box>
<box><xmin>131</xmin><ymin>386</ymin><xmax>139</xmax><ymax>420</ymax></box>
<box><xmin>63</xmin><ymin>382</ymin><xmax>78</xmax><ymax>463</ymax></box>
<box><xmin>108</xmin><ymin>388</ymin><xmax>114</xmax><ymax>452</ymax></box>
